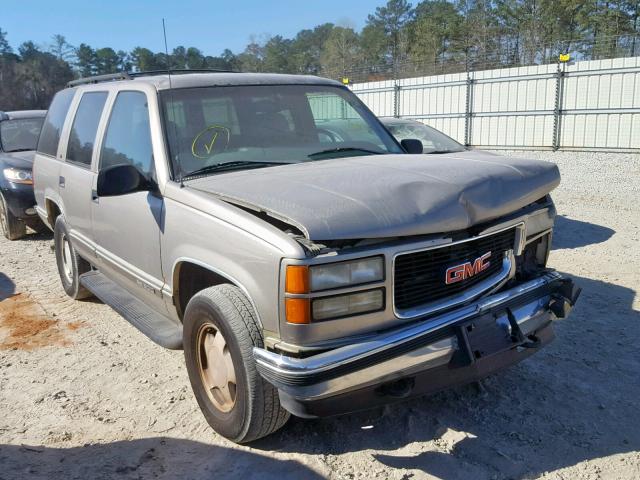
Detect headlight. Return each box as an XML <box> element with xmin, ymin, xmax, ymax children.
<box><xmin>284</xmin><ymin>257</ymin><xmax>386</xmax><ymax>324</ymax></box>
<box><xmin>3</xmin><ymin>168</ymin><xmax>33</xmax><ymax>185</ymax></box>
<box><xmin>309</xmin><ymin>256</ymin><xmax>384</xmax><ymax>291</ymax></box>
<box><xmin>312</xmin><ymin>289</ymin><xmax>385</xmax><ymax>321</ymax></box>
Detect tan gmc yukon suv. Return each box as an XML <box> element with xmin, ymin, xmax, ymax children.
<box><xmin>33</xmin><ymin>71</ymin><xmax>580</xmax><ymax>443</ymax></box>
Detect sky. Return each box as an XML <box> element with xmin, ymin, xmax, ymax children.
<box><xmin>2</xmin><ymin>0</ymin><xmax>397</xmax><ymax>56</ymax></box>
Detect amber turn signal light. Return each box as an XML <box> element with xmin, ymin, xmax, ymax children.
<box><xmin>285</xmin><ymin>298</ymin><xmax>311</xmax><ymax>324</ymax></box>
<box><xmin>285</xmin><ymin>265</ymin><xmax>309</xmax><ymax>294</ymax></box>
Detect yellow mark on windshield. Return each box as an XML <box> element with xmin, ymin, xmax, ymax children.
<box><xmin>191</xmin><ymin>125</ymin><xmax>231</xmax><ymax>159</ymax></box>
<box><xmin>203</xmin><ymin>131</ymin><xmax>219</xmax><ymax>154</ymax></box>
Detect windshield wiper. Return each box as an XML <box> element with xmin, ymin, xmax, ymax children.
<box><xmin>183</xmin><ymin>161</ymin><xmax>289</xmax><ymax>179</ymax></box>
<box><xmin>424</xmin><ymin>149</ymin><xmax>464</xmax><ymax>154</ymax></box>
<box><xmin>308</xmin><ymin>147</ymin><xmax>383</xmax><ymax>159</ymax></box>
<box><xmin>6</xmin><ymin>148</ymin><xmax>34</xmax><ymax>153</ymax></box>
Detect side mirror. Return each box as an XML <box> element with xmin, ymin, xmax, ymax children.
<box><xmin>401</xmin><ymin>139</ymin><xmax>424</xmax><ymax>154</ymax></box>
<box><xmin>96</xmin><ymin>164</ymin><xmax>153</xmax><ymax>197</ymax></box>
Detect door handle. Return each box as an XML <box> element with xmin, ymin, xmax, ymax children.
<box><xmin>59</xmin><ymin>176</ymin><xmax>65</xmax><ymax>188</ymax></box>
<box><xmin>91</xmin><ymin>189</ymin><xmax>99</xmax><ymax>203</ymax></box>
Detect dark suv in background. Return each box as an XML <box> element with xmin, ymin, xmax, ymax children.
<box><xmin>0</xmin><ymin>110</ymin><xmax>47</xmax><ymax>239</ymax></box>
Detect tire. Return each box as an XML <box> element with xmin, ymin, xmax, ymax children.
<box><xmin>0</xmin><ymin>192</ymin><xmax>27</xmax><ymax>240</ymax></box>
<box><xmin>183</xmin><ymin>284</ymin><xmax>289</xmax><ymax>443</ymax></box>
<box><xmin>54</xmin><ymin>216</ymin><xmax>92</xmax><ymax>300</ymax></box>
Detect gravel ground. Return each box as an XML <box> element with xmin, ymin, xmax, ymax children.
<box><xmin>0</xmin><ymin>151</ymin><xmax>638</xmax><ymax>480</ymax></box>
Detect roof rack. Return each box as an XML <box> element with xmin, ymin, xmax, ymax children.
<box><xmin>130</xmin><ymin>68</ymin><xmax>234</xmax><ymax>76</ymax></box>
<box><xmin>67</xmin><ymin>69</ymin><xmax>235</xmax><ymax>88</ymax></box>
<box><xmin>67</xmin><ymin>72</ymin><xmax>132</xmax><ymax>88</ymax></box>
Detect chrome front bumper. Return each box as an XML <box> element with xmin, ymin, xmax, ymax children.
<box><xmin>254</xmin><ymin>271</ymin><xmax>580</xmax><ymax>417</ymax></box>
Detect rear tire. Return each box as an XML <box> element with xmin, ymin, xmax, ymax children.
<box><xmin>54</xmin><ymin>216</ymin><xmax>92</xmax><ymax>300</ymax></box>
<box><xmin>183</xmin><ymin>284</ymin><xmax>289</xmax><ymax>443</ymax></box>
<box><xmin>0</xmin><ymin>192</ymin><xmax>27</xmax><ymax>240</ymax></box>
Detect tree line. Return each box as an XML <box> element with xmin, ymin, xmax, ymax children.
<box><xmin>1</xmin><ymin>0</ymin><xmax>639</xmax><ymax>111</ymax></box>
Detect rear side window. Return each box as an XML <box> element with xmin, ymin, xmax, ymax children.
<box><xmin>37</xmin><ymin>89</ymin><xmax>76</xmax><ymax>156</ymax></box>
<box><xmin>66</xmin><ymin>92</ymin><xmax>108</xmax><ymax>167</ymax></box>
<box><xmin>100</xmin><ymin>91</ymin><xmax>154</xmax><ymax>178</ymax></box>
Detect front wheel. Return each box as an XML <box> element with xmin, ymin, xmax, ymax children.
<box><xmin>183</xmin><ymin>284</ymin><xmax>289</xmax><ymax>443</ymax></box>
<box><xmin>0</xmin><ymin>192</ymin><xmax>26</xmax><ymax>240</ymax></box>
<box><xmin>54</xmin><ymin>216</ymin><xmax>92</xmax><ymax>300</ymax></box>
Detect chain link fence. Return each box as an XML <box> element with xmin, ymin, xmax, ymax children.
<box><xmin>322</xmin><ymin>34</ymin><xmax>640</xmax><ymax>85</ymax></box>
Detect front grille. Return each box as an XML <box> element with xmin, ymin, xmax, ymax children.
<box><xmin>394</xmin><ymin>228</ymin><xmax>517</xmax><ymax>311</ymax></box>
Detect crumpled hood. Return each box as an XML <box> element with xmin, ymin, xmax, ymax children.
<box><xmin>188</xmin><ymin>151</ymin><xmax>560</xmax><ymax>240</ymax></box>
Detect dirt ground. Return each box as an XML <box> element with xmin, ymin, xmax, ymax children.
<box><xmin>0</xmin><ymin>151</ymin><xmax>638</xmax><ymax>480</ymax></box>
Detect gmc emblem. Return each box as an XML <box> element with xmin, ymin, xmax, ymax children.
<box><xmin>445</xmin><ymin>252</ymin><xmax>492</xmax><ymax>285</ymax></box>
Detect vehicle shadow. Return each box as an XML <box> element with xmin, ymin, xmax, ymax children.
<box><xmin>0</xmin><ymin>271</ymin><xmax>15</xmax><ymax>301</ymax></box>
<box><xmin>18</xmin><ymin>230</ymin><xmax>53</xmax><ymax>242</ymax></box>
<box><xmin>552</xmin><ymin>215</ymin><xmax>615</xmax><ymax>249</ymax></box>
<box><xmin>256</xmin><ymin>272</ymin><xmax>638</xmax><ymax>479</ymax></box>
<box><xmin>0</xmin><ymin>437</ymin><xmax>326</xmax><ymax>480</ymax></box>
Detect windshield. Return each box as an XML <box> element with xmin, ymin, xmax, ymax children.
<box><xmin>160</xmin><ymin>85</ymin><xmax>403</xmax><ymax>178</ymax></box>
<box><xmin>0</xmin><ymin>118</ymin><xmax>44</xmax><ymax>153</ymax></box>
<box><xmin>385</xmin><ymin>121</ymin><xmax>465</xmax><ymax>153</ymax></box>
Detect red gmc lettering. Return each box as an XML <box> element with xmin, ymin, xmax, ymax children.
<box><xmin>445</xmin><ymin>252</ymin><xmax>492</xmax><ymax>285</ymax></box>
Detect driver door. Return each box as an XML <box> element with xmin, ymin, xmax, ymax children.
<box><xmin>91</xmin><ymin>90</ymin><xmax>166</xmax><ymax>313</ymax></box>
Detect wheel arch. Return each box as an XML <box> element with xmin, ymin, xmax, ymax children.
<box><xmin>172</xmin><ymin>258</ymin><xmax>263</xmax><ymax>328</ymax></box>
<box><xmin>44</xmin><ymin>197</ymin><xmax>63</xmax><ymax>229</ymax></box>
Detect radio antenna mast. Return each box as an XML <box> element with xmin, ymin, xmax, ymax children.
<box><xmin>162</xmin><ymin>18</ymin><xmax>184</xmax><ymax>186</ymax></box>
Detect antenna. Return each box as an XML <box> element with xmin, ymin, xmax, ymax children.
<box><xmin>162</xmin><ymin>18</ymin><xmax>184</xmax><ymax>186</ymax></box>
<box><xmin>162</xmin><ymin>18</ymin><xmax>171</xmax><ymax>78</ymax></box>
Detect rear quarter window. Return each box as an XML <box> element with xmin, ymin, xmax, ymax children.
<box><xmin>37</xmin><ymin>89</ymin><xmax>76</xmax><ymax>157</ymax></box>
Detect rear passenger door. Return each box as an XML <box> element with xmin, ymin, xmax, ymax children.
<box><xmin>59</xmin><ymin>91</ymin><xmax>109</xmax><ymax>260</ymax></box>
<box><xmin>33</xmin><ymin>89</ymin><xmax>76</xmax><ymax>221</ymax></box>
<box><xmin>90</xmin><ymin>90</ymin><xmax>166</xmax><ymax>313</ymax></box>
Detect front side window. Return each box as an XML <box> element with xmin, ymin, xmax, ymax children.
<box><xmin>100</xmin><ymin>91</ymin><xmax>154</xmax><ymax>178</ymax></box>
<box><xmin>161</xmin><ymin>85</ymin><xmax>402</xmax><ymax>179</ymax></box>
<box><xmin>37</xmin><ymin>88</ymin><xmax>76</xmax><ymax>157</ymax></box>
<box><xmin>0</xmin><ymin>118</ymin><xmax>44</xmax><ymax>153</ymax></box>
<box><xmin>66</xmin><ymin>92</ymin><xmax>108</xmax><ymax>167</ymax></box>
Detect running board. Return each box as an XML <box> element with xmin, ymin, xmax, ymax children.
<box><xmin>80</xmin><ymin>270</ymin><xmax>183</xmax><ymax>350</ymax></box>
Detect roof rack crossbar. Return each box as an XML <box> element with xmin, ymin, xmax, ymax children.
<box><xmin>67</xmin><ymin>72</ymin><xmax>132</xmax><ymax>88</ymax></box>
